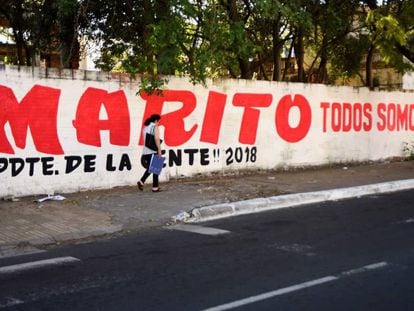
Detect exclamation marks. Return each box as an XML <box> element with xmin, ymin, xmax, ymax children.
<box><xmin>212</xmin><ymin>149</ymin><xmax>220</xmax><ymax>163</ymax></box>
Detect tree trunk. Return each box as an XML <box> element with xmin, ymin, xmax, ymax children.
<box><xmin>226</xmin><ymin>0</ymin><xmax>252</xmax><ymax>79</ymax></box>
<box><xmin>57</xmin><ymin>0</ymin><xmax>81</xmax><ymax>69</ymax></box>
<box><xmin>12</xmin><ymin>29</ymin><xmax>25</xmax><ymax>66</ymax></box>
<box><xmin>272</xmin><ymin>14</ymin><xmax>282</xmax><ymax>81</ymax></box>
<box><xmin>295</xmin><ymin>28</ymin><xmax>305</xmax><ymax>82</ymax></box>
<box><xmin>366</xmin><ymin>44</ymin><xmax>375</xmax><ymax>89</ymax></box>
<box><xmin>282</xmin><ymin>37</ymin><xmax>295</xmax><ymax>81</ymax></box>
<box><xmin>317</xmin><ymin>33</ymin><xmax>328</xmax><ymax>83</ymax></box>
<box><xmin>238</xmin><ymin>57</ymin><xmax>251</xmax><ymax>79</ymax></box>
<box><xmin>10</xmin><ymin>2</ymin><xmax>26</xmax><ymax>66</ymax></box>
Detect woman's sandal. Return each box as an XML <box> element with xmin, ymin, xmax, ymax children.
<box><xmin>137</xmin><ymin>181</ymin><xmax>144</xmax><ymax>191</ymax></box>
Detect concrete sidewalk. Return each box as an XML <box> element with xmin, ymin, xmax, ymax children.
<box><xmin>1</xmin><ymin>160</ymin><xmax>414</xmax><ymax>249</ymax></box>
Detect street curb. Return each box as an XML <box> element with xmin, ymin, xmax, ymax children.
<box><xmin>186</xmin><ymin>179</ymin><xmax>414</xmax><ymax>222</ymax></box>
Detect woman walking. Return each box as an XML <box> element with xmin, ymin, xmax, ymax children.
<box><xmin>137</xmin><ymin>114</ymin><xmax>162</xmax><ymax>192</ymax></box>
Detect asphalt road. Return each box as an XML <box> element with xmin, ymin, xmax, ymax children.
<box><xmin>1</xmin><ymin>190</ymin><xmax>414</xmax><ymax>311</ymax></box>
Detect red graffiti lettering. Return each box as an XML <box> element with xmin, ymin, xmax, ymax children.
<box><xmin>233</xmin><ymin>93</ymin><xmax>273</xmax><ymax>144</ymax></box>
<box><xmin>353</xmin><ymin>103</ymin><xmax>372</xmax><ymax>132</ymax></box>
<box><xmin>321</xmin><ymin>102</ymin><xmax>329</xmax><ymax>132</ymax></box>
<box><xmin>200</xmin><ymin>91</ymin><xmax>227</xmax><ymax>144</ymax></box>
<box><xmin>72</xmin><ymin>88</ymin><xmax>130</xmax><ymax>147</ymax></box>
<box><xmin>321</xmin><ymin>102</ymin><xmax>372</xmax><ymax>132</ymax></box>
<box><xmin>0</xmin><ymin>84</ymin><xmax>63</xmax><ymax>154</ymax></box>
<box><xmin>377</xmin><ymin>103</ymin><xmax>387</xmax><ymax>131</ymax></box>
<box><xmin>140</xmin><ymin>90</ymin><xmax>197</xmax><ymax>146</ymax></box>
<box><xmin>377</xmin><ymin>103</ymin><xmax>414</xmax><ymax>131</ymax></box>
<box><xmin>331</xmin><ymin>103</ymin><xmax>342</xmax><ymax>132</ymax></box>
<box><xmin>1</xmin><ymin>85</ymin><xmax>320</xmax><ymax>155</ymax></box>
<box><xmin>410</xmin><ymin>106</ymin><xmax>414</xmax><ymax>131</ymax></box>
<box><xmin>276</xmin><ymin>94</ymin><xmax>311</xmax><ymax>143</ymax></box>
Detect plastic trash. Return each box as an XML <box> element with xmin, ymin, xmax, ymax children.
<box><xmin>36</xmin><ymin>194</ymin><xmax>66</xmax><ymax>203</ymax></box>
<box><xmin>172</xmin><ymin>211</ymin><xmax>191</xmax><ymax>223</ymax></box>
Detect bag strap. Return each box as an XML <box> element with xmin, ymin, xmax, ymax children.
<box><xmin>149</xmin><ymin>124</ymin><xmax>155</xmax><ymax>135</ymax></box>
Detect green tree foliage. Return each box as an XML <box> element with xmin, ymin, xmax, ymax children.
<box><xmin>0</xmin><ymin>0</ymin><xmax>82</xmax><ymax>68</ymax></box>
<box><xmin>0</xmin><ymin>0</ymin><xmax>43</xmax><ymax>65</ymax></box>
<box><xmin>366</xmin><ymin>0</ymin><xmax>414</xmax><ymax>72</ymax></box>
<box><xmin>2</xmin><ymin>0</ymin><xmax>413</xmax><ymax>89</ymax></box>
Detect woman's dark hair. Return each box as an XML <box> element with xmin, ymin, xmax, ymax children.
<box><xmin>144</xmin><ymin>114</ymin><xmax>161</xmax><ymax>126</ymax></box>
<box><xmin>150</xmin><ymin>114</ymin><xmax>161</xmax><ymax>122</ymax></box>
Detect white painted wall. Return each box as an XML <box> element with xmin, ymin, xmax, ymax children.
<box><xmin>1</xmin><ymin>66</ymin><xmax>413</xmax><ymax>197</ymax></box>
<box><xmin>403</xmin><ymin>72</ymin><xmax>414</xmax><ymax>90</ymax></box>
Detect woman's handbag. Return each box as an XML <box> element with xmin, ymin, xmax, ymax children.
<box><xmin>145</xmin><ymin>133</ymin><xmax>157</xmax><ymax>151</ymax></box>
<box><xmin>145</xmin><ymin>125</ymin><xmax>162</xmax><ymax>151</ymax></box>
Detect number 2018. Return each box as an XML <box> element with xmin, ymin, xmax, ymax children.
<box><xmin>225</xmin><ymin>147</ymin><xmax>257</xmax><ymax>165</ymax></box>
